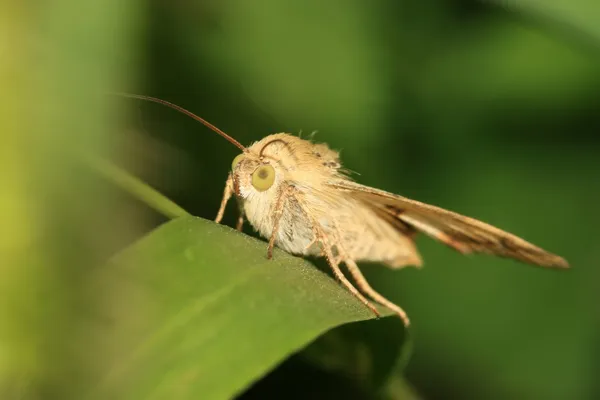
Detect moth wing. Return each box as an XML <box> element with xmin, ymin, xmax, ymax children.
<box><xmin>329</xmin><ymin>180</ymin><xmax>569</xmax><ymax>269</ymax></box>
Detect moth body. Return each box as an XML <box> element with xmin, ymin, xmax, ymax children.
<box><xmin>216</xmin><ymin>131</ymin><xmax>568</xmax><ymax>325</ymax></box>
<box><xmin>230</xmin><ymin>134</ymin><xmax>423</xmax><ymax>267</ymax></box>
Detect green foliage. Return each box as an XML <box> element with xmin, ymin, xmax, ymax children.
<box><xmin>89</xmin><ymin>216</ymin><xmax>399</xmax><ymax>399</ymax></box>
<box><xmin>3</xmin><ymin>0</ymin><xmax>599</xmax><ymax>399</ymax></box>
<box><xmin>87</xmin><ymin>155</ymin><xmax>191</xmax><ymax>219</ymax></box>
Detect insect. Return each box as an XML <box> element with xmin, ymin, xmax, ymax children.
<box><xmin>120</xmin><ymin>93</ymin><xmax>569</xmax><ymax>326</ymax></box>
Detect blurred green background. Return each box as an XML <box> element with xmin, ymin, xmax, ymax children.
<box><xmin>3</xmin><ymin>0</ymin><xmax>599</xmax><ymax>399</ymax></box>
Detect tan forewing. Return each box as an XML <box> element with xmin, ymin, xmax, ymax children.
<box><xmin>329</xmin><ymin>180</ymin><xmax>569</xmax><ymax>269</ymax></box>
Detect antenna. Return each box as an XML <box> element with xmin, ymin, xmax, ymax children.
<box><xmin>114</xmin><ymin>92</ymin><xmax>246</xmax><ymax>151</ymax></box>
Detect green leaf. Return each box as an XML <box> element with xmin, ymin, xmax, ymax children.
<box><xmin>489</xmin><ymin>0</ymin><xmax>600</xmax><ymax>44</ymax></box>
<box><xmin>301</xmin><ymin>316</ymin><xmax>411</xmax><ymax>392</ymax></box>
<box><xmin>90</xmin><ymin>216</ymin><xmax>395</xmax><ymax>399</ymax></box>
<box><xmin>84</xmin><ymin>154</ymin><xmax>191</xmax><ymax>219</ymax></box>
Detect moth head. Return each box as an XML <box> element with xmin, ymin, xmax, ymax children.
<box><xmin>229</xmin><ymin>134</ymin><xmax>302</xmax><ymax>199</ymax></box>
<box><xmin>230</xmin><ymin>151</ymin><xmax>281</xmax><ymax>199</ymax></box>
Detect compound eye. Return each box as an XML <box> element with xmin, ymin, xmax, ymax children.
<box><xmin>231</xmin><ymin>154</ymin><xmax>244</xmax><ymax>170</ymax></box>
<box><xmin>251</xmin><ymin>164</ymin><xmax>275</xmax><ymax>192</ymax></box>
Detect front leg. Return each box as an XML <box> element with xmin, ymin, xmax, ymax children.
<box><xmin>266</xmin><ymin>184</ymin><xmax>295</xmax><ymax>259</ymax></box>
<box><xmin>215</xmin><ymin>174</ymin><xmax>245</xmax><ymax>230</ymax></box>
<box><xmin>215</xmin><ymin>174</ymin><xmax>233</xmax><ymax>224</ymax></box>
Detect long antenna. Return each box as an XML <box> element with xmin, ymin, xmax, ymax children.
<box><xmin>114</xmin><ymin>92</ymin><xmax>246</xmax><ymax>151</ymax></box>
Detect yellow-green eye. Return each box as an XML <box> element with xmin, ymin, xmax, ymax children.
<box><xmin>231</xmin><ymin>154</ymin><xmax>244</xmax><ymax>170</ymax></box>
<box><xmin>251</xmin><ymin>164</ymin><xmax>275</xmax><ymax>192</ymax></box>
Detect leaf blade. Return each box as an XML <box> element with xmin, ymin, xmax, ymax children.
<box><xmin>92</xmin><ymin>216</ymin><xmax>387</xmax><ymax>399</ymax></box>
<box><xmin>86</xmin><ymin>155</ymin><xmax>191</xmax><ymax>219</ymax></box>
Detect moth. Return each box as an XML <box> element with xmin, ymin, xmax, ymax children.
<box><xmin>121</xmin><ymin>93</ymin><xmax>569</xmax><ymax>326</ymax></box>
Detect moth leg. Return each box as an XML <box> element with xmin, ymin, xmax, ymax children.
<box><xmin>328</xmin><ymin>223</ymin><xmax>409</xmax><ymax>325</ymax></box>
<box><xmin>236</xmin><ymin>213</ymin><xmax>244</xmax><ymax>231</ymax></box>
<box><xmin>344</xmin><ymin>259</ymin><xmax>410</xmax><ymax>327</ymax></box>
<box><xmin>235</xmin><ymin>198</ymin><xmax>245</xmax><ymax>231</ymax></box>
<box><xmin>266</xmin><ymin>185</ymin><xmax>294</xmax><ymax>259</ymax></box>
<box><xmin>303</xmin><ymin>237</ymin><xmax>318</xmax><ymax>253</ymax></box>
<box><xmin>291</xmin><ymin>194</ymin><xmax>379</xmax><ymax>317</ymax></box>
<box><xmin>316</xmin><ymin>228</ymin><xmax>380</xmax><ymax>318</ymax></box>
<box><xmin>215</xmin><ymin>174</ymin><xmax>234</xmax><ymax>224</ymax></box>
